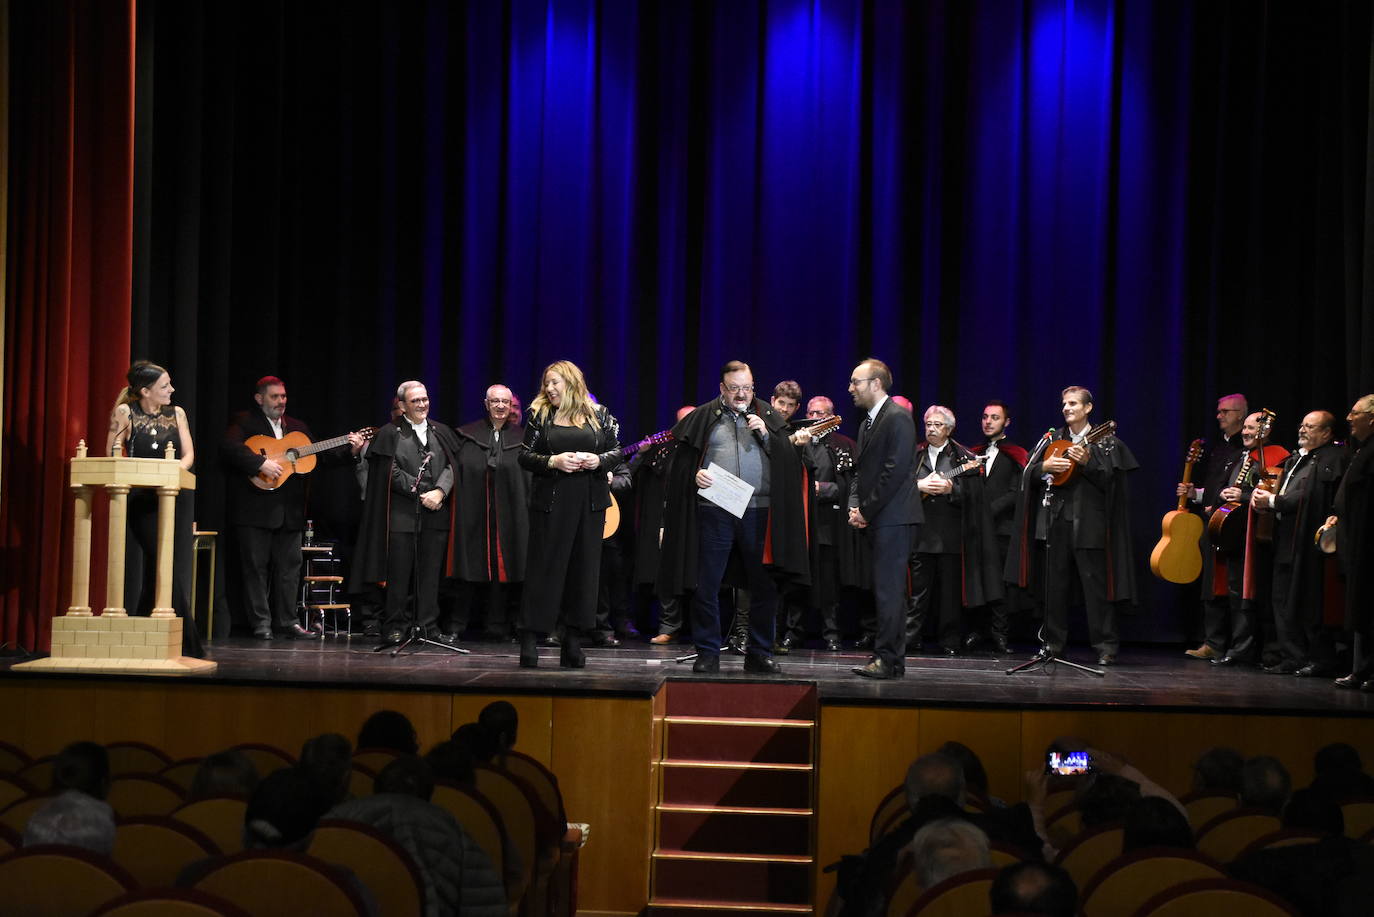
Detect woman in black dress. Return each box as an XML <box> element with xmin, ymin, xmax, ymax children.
<box><xmin>105</xmin><ymin>360</ymin><xmax>204</xmax><ymax>658</ymax></box>
<box><xmin>517</xmin><ymin>360</ymin><xmax>621</xmax><ymax>667</ymax></box>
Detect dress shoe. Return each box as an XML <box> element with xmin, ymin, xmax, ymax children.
<box><xmin>963</xmin><ymin>633</ymin><xmax>984</xmax><ymax>651</ymax></box>
<box><xmin>429</xmin><ymin>631</ymin><xmax>460</xmax><ymax>646</ymax></box>
<box><xmin>1294</xmin><ymin>662</ymin><xmax>1335</xmax><ymax>678</ymax></box>
<box><xmin>743</xmin><ymin>654</ymin><xmax>782</xmax><ymax>675</ymax></box>
<box><xmin>825</xmin><ymin>639</ymin><xmax>842</xmax><ymax>652</ymax></box>
<box><xmin>591</xmin><ymin>633</ymin><xmax>621</xmax><ymax>648</ymax></box>
<box><xmin>519</xmin><ymin>631</ymin><xmax>539</xmax><ymax>668</ymax></box>
<box><xmin>650</xmin><ymin>633</ymin><xmax>675</xmax><ymax>645</ymax></box>
<box><xmin>852</xmin><ymin>658</ymin><xmax>903</xmax><ymax>679</ymax></box>
<box><xmin>1097</xmin><ymin>653</ymin><xmax>1117</xmax><ymax>666</ymax></box>
<box><xmin>726</xmin><ymin>633</ymin><xmax>747</xmax><ymax>655</ymax></box>
<box><xmin>252</xmin><ymin>629</ymin><xmax>274</xmax><ymax>640</ymax></box>
<box><xmin>560</xmin><ymin>630</ymin><xmax>587</xmax><ymax>668</ymax></box>
<box><xmin>543</xmin><ymin>634</ymin><xmax>561</xmax><ymax>647</ymax></box>
<box><xmin>384</xmin><ymin>630</ymin><xmax>404</xmax><ymax>644</ymax></box>
<box><xmin>1211</xmin><ymin>655</ymin><xmax>1249</xmax><ymax>667</ymax></box>
<box><xmin>775</xmin><ymin>635</ymin><xmax>795</xmax><ymax>655</ymax></box>
<box><xmin>1185</xmin><ymin>644</ymin><xmax>1219</xmax><ymax>660</ymax></box>
<box><xmin>692</xmin><ymin>654</ymin><xmax>720</xmax><ymax>674</ymax></box>
<box><xmin>1334</xmin><ymin>671</ymin><xmax>1369</xmax><ymax>689</ymax></box>
<box><xmin>1262</xmin><ymin>661</ymin><xmax>1300</xmax><ymax>675</ymax></box>
<box><xmin>282</xmin><ymin>624</ymin><xmax>320</xmax><ymax>640</ymax></box>
<box><xmin>852</xmin><ymin>634</ymin><xmax>875</xmax><ymax>651</ymax></box>
<box><xmin>992</xmin><ymin>637</ymin><xmax>1012</xmax><ymax>654</ymax></box>
<box><xmin>362</xmin><ymin>622</ymin><xmax>381</xmax><ymax>638</ymax></box>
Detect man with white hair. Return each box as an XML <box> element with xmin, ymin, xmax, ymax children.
<box><xmin>908</xmin><ymin>817</ymin><xmax>992</xmax><ymax>890</ymax></box>
<box><xmin>351</xmin><ymin>381</ymin><xmax>463</xmax><ymax>644</ymax></box>
<box><xmin>23</xmin><ymin>791</ymin><xmax>116</xmax><ymax>856</ymax></box>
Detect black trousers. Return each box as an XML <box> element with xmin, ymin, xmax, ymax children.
<box><xmin>1203</xmin><ymin>552</ymin><xmax>1255</xmax><ymax>660</ymax></box>
<box><xmin>909</xmin><ymin>551</ymin><xmax>962</xmax><ymax>651</ymax></box>
<box><xmin>868</xmin><ymin>523</ymin><xmax>917</xmax><ymax>667</ymax></box>
<box><xmin>520</xmin><ymin>478</ymin><xmax>603</xmax><ymax>634</ymax></box>
<box><xmin>1041</xmin><ymin>520</ymin><xmax>1118</xmax><ymax>656</ymax></box>
<box><xmin>236</xmin><ymin>524</ymin><xmax>302</xmax><ymax>633</ymax></box>
<box><xmin>1272</xmin><ymin>560</ymin><xmax>1336</xmax><ymax>668</ymax></box>
<box><xmin>383</xmin><ymin>528</ymin><xmax>449</xmax><ymax>632</ymax></box>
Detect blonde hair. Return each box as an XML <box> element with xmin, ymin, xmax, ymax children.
<box><xmin>529</xmin><ymin>360</ymin><xmax>600</xmax><ymax>430</ymax></box>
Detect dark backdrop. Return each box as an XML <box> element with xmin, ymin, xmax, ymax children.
<box><xmin>129</xmin><ymin>0</ymin><xmax>1374</xmax><ymax>641</ymax></box>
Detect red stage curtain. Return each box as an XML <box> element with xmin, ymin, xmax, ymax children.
<box><xmin>1</xmin><ymin>0</ymin><xmax>135</xmax><ymax>651</ymax></box>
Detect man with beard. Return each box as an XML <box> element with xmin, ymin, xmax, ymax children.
<box><xmin>1252</xmin><ymin>410</ymin><xmax>1348</xmax><ymax>676</ymax></box>
<box><xmin>1332</xmin><ymin>395</ymin><xmax>1374</xmax><ymax>690</ymax></box>
<box><xmin>967</xmin><ymin>400</ymin><xmax>1027</xmax><ymax>653</ymax></box>
<box><xmin>1005</xmin><ymin>386</ymin><xmax>1138</xmax><ymax>666</ymax></box>
<box><xmin>450</xmin><ymin>385</ymin><xmax>530</xmax><ymax>641</ymax></box>
<box><xmin>351</xmin><ymin>381</ymin><xmax>462</xmax><ymax>644</ymax></box>
<box><xmin>221</xmin><ymin>376</ymin><xmax>364</xmax><ymax>640</ymax></box>
<box><xmin>847</xmin><ymin>359</ymin><xmax>921</xmax><ymax>679</ymax></box>
<box><xmin>657</xmin><ymin>362</ymin><xmax>809</xmax><ymax>674</ymax></box>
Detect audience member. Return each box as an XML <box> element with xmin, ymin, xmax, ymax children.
<box><xmin>907</xmin><ymin>817</ymin><xmax>991</xmax><ymax>889</ymax></box>
<box><xmin>989</xmin><ymin>861</ymin><xmax>1078</xmax><ymax>917</ymax></box>
<box><xmin>300</xmin><ymin>733</ymin><xmax>353</xmax><ymax>806</ymax></box>
<box><xmin>1191</xmin><ymin>746</ymin><xmax>1244</xmax><ymax>795</ymax></box>
<box><xmin>1241</xmin><ymin>756</ymin><xmax>1292</xmax><ymax>815</ymax></box>
<box><xmin>1122</xmin><ymin>796</ymin><xmax>1194</xmax><ymax>851</ymax></box>
<box><xmin>1077</xmin><ymin>773</ymin><xmax>1141</xmax><ymax>829</ymax></box>
<box><xmin>357</xmin><ymin>710</ymin><xmax>420</xmax><ymax>755</ymax></box>
<box><xmin>451</xmin><ymin>722</ymin><xmax>501</xmax><ymax>765</ymax></box>
<box><xmin>478</xmin><ymin>701</ymin><xmax>519</xmax><ymax>760</ymax></box>
<box><xmin>936</xmin><ymin>741</ymin><xmax>993</xmax><ymax>805</ymax></box>
<box><xmin>22</xmin><ymin>790</ymin><xmax>116</xmax><ymax>855</ymax></box>
<box><xmin>188</xmin><ymin>749</ymin><xmax>261</xmax><ymax>801</ymax></box>
<box><xmin>242</xmin><ymin>767</ymin><xmax>334</xmax><ymax>850</ymax></box>
<box><xmin>1310</xmin><ymin>743</ymin><xmax>1374</xmax><ymax>801</ymax></box>
<box><xmin>374</xmin><ymin>754</ymin><xmax>435</xmax><ymax>800</ymax></box>
<box><xmin>51</xmin><ymin>741</ymin><xmax>110</xmax><ymax>800</ymax></box>
<box><xmin>425</xmin><ymin>740</ymin><xmax>476</xmax><ymax>787</ymax></box>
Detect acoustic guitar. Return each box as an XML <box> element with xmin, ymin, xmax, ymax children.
<box><xmin>1042</xmin><ymin>421</ymin><xmax>1118</xmax><ymax>486</ymax></box>
<box><xmin>918</xmin><ymin>453</ymin><xmax>988</xmax><ymax>500</ymax></box>
<box><xmin>1250</xmin><ymin>410</ymin><xmax>1284</xmax><ymax>543</ymax></box>
<box><xmin>1207</xmin><ymin>408</ymin><xmax>1275</xmax><ymax>553</ymax></box>
<box><xmin>247</xmin><ymin>427</ymin><xmax>377</xmax><ymax>490</ymax></box>
<box><xmin>1150</xmin><ymin>439</ymin><xmax>1206</xmax><ymax>584</ymax></box>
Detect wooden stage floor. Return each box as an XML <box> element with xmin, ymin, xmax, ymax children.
<box><xmin>8</xmin><ymin>634</ymin><xmax>1372</xmax><ymax>718</ymax></box>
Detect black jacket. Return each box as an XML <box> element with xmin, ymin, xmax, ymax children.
<box><xmin>453</xmin><ymin>419</ymin><xmax>531</xmax><ymax>582</ymax></box>
<box><xmin>518</xmin><ymin>404</ymin><xmax>622</xmax><ymax>513</ymax></box>
<box><xmin>849</xmin><ymin>398</ymin><xmax>921</xmax><ymax>528</ymax></box>
<box><xmin>220</xmin><ymin>410</ymin><xmax>338</xmax><ymax>530</ymax></box>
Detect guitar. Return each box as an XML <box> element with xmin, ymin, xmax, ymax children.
<box><xmin>1251</xmin><ymin>410</ymin><xmax>1284</xmax><ymax>543</ymax></box>
<box><xmin>620</xmin><ymin>429</ymin><xmax>673</xmax><ymax>457</ymax></box>
<box><xmin>1207</xmin><ymin>409</ymin><xmax>1275</xmax><ymax>553</ymax></box>
<box><xmin>1042</xmin><ymin>421</ymin><xmax>1118</xmax><ymax>486</ymax></box>
<box><xmin>918</xmin><ymin>453</ymin><xmax>988</xmax><ymax>499</ymax></box>
<box><xmin>1150</xmin><ymin>439</ymin><xmax>1206</xmax><ymax>583</ymax></box>
<box><xmin>247</xmin><ymin>427</ymin><xmax>377</xmax><ymax>491</ymax></box>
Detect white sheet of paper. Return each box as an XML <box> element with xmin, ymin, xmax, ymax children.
<box><xmin>701</xmin><ymin>462</ymin><xmax>755</xmax><ymax>519</ymax></box>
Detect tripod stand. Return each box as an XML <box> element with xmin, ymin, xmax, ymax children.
<box><xmin>675</xmin><ymin>591</ymin><xmax>746</xmax><ymax>664</ymax></box>
<box><xmin>373</xmin><ymin>449</ymin><xmax>469</xmax><ymax>657</ymax></box>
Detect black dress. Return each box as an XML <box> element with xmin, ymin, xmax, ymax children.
<box><xmin>125</xmin><ymin>403</ymin><xmax>204</xmax><ymax>658</ymax></box>
<box><xmin>519</xmin><ymin>415</ymin><xmax>620</xmax><ymax>634</ymax></box>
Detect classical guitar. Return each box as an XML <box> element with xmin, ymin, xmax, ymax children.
<box><xmin>247</xmin><ymin>427</ymin><xmax>377</xmax><ymax>491</ymax></box>
<box><xmin>1042</xmin><ymin>421</ymin><xmax>1118</xmax><ymax>486</ymax></box>
<box><xmin>1207</xmin><ymin>408</ymin><xmax>1275</xmax><ymax>553</ymax></box>
<box><xmin>620</xmin><ymin>429</ymin><xmax>673</xmax><ymax>457</ymax></box>
<box><xmin>1250</xmin><ymin>410</ymin><xmax>1283</xmax><ymax>543</ymax></box>
<box><xmin>1150</xmin><ymin>439</ymin><xmax>1206</xmax><ymax>584</ymax></box>
<box><xmin>919</xmin><ymin>453</ymin><xmax>988</xmax><ymax>500</ymax></box>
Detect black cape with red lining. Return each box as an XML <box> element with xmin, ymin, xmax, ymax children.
<box><xmin>452</xmin><ymin>418</ymin><xmax>531</xmax><ymax>583</ymax></box>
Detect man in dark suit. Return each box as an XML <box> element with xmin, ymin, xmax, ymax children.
<box><xmin>1333</xmin><ymin>395</ymin><xmax>1374</xmax><ymax>690</ymax></box>
<box><xmin>221</xmin><ymin>376</ymin><xmax>365</xmax><ymax>640</ymax></box>
<box><xmin>351</xmin><ymin>381</ymin><xmax>462</xmax><ymax>644</ymax></box>
<box><xmin>847</xmin><ymin>358</ymin><xmax>922</xmax><ymax>679</ymax></box>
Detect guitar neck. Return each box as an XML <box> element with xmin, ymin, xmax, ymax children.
<box><xmin>296</xmin><ymin>434</ymin><xmax>354</xmax><ymax>457</ymax></box>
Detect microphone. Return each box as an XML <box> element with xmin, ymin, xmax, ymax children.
<box><xmin>412</xmin><ymin>449</ymin><xmax>433</xmax><ymax>494</ymax></box>
<box><xmin>744</xmin><ymin>404</ymin><xmax>767</xmax><ymax>446</ymax></box>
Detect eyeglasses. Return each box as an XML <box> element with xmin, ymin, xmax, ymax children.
<box><xmin>722</xmin><ymin>384</ymin><xmax>754</xmax><ymax>394</ymax></box>
<box><xmin>806</xmin><ymin>410</ymin><xmax>830</xmax><ymax>417</ymax></box>
<box><xmin>848</xmin><ymin>376</ymin><xmax>877</xmax><ymax>387</ymax></box>
<box><xmin>407</xmin><ymin>397</ymin><xmax>429</xmax><ymax>405</ymax></box>
<box><xmin>1217</xmin><ymin>408</ymin><xmax>1243</xmax><ymax>413</ymax></box>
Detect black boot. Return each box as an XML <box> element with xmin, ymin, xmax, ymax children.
<box><xmin>560</xmin><ymin>628</ymin><xmax>586</xmax><ymax>668</ymax></box>
<box><xmin>519</xmin><ymin>630</ymin><xmax>539</xmax><ymax>668</ymax></box>
<box><xmin>904</xmin><ymin>598</ymin><xmax>925</xmax><ymax>653</ymax></box>
<box><xmin>726</xmin><ymin>611</ymin><xmax>750</xmax><ymax>655</ymax></box>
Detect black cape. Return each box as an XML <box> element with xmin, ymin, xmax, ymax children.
<box><xmin>349</xmin><ymin>419</ymin><xmax>462</xmax><ymax>590</ymax></box>
<box><xmin>1336</xmin><ymin>437</ymin><xmax>1373</xmax><ymax>632</ymax></box>
<box><xmin>657</xmin><ymin>396</ymin><xmax>811</xmax><ymax>597</ymax></box>
<box><xmin>917</xmin><ymin>439</ymin><xmax>1005</xmax><ymax>608</ymax></box>
<box><xmin>452</xmin><ymin>419</ymin><xmax>531</xmax><ymax>582</ymax></box>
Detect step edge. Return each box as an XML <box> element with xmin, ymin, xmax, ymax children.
<box><xmin>657</xmin><ymin>804</ymin><xmax>813</xmax><ymax>816</ymax></box>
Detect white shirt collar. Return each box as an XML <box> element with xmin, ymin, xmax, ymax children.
<box><xmin>262</xmin><ymin>409</ymin><xmax>283</xmax><ymax>439</ymax></box>
<box><xmin>867</xmin><ymin>395</ymin><xmax>889</xmax><ymax>425</ymax></box>
<box><xmin>407</xmin><ymin>417</ymin><xmax>429</xmax><ymax>445</ymax></box>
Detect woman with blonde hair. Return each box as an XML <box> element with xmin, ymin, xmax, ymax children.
<box><xmin>106</xmin><ymin>360</ymin><xmax>203</xmax><ymax>657</ymax></box>
<box><xmin>517</xmin><ymin>360</ymin><xmax>621</xmax><ymax>667</ymax></box>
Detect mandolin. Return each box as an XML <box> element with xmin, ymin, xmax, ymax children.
<box><xmin>1207</xmin><ymin>409</ymin><xmax>1275</xmax><ymax>553</ymax></box>
<box><xmin>247</xmin><ymin>427</ymin><xmax>377</xmax><ymax>491</ymax></box>
<box><xmin>1150</xmin><ymin>439</ymin><xmax>1206</xmax><ymax>583</ymax></box>
<box><xmin>1042</xmin><ymin>421</ymin><xmax>1118</xmax><ymax>486</ymax></box>
<box><xmin>919</xmin><ymin>453</ymin><xmax>988</xmax><ymax>499</ymax></box>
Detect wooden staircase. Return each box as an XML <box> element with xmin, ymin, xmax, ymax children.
<box><xmin>650</xmin><ymin>680</ymin><xmax>817</xmax><ymax>915</ymax></box>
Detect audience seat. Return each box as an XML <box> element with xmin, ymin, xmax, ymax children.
<box><xmin>104</xmin><ymin>742</ymin><xmax>173</xmax><ymax>776</ymax></box>
<box><xmin>431</xmin><ymin>781</ymin><xmax>514</xmax><ymax>900</ymax></box>
<box><xmin>16</xmin><ymin>755</ymin><xmax>55</xmax><ymax>789</ymax></box>
<box><xmin>347</xmin><ymin>762</ymin><xmax>377</xmax><ymax>799</ymax></box>
<box><xmin>1045</xmin><ymin>804</ymin><xmax>1083</xmax><ymax>846</ymax></box>
<box><xmin>1132</xmin><ymin>876</ymin><xmax>1301</xmax><ymax>916</ymax></box>
<box><xmin>0</xmin><ymin>793</ymin><xmax>55</xmax><ymax>833</ymax></box>
<box><xmin>1079</xmin><ymin>847</ymin><xmax>1225</xmax><ymax>917</ymax></box>
<box><xmin>112</xmin><ymin>815</ymin><xmax>220</xmax><ymax>887</ymax></box>
<box><xmin>869</xmin><ymin>783</ymin><xmax>907</xmax><ymax>843</ymax></box>
<box><xmin>474</xmin><ymin>765</ymin><xmax>540</xmax><ymax>889</ymax></box>
<box><xmin>1233</xmin><ymin>828</ymin><xmax>1327</xmax><ymax>858</ymax></box>
<box><xmin>1178</xmin><ymin>791</ymin><xmax>1238</xmax><ymax>831</ymax></box>
<box><xmin>310</xmin><ymin>818</ymin><xmax>426</xmax><ymax>917</ymax></box>
<box><xmin>0</xmin><ymin>773</ymin><xmax>39</xmax><ymax>812</ymax></box>
<box><xmin>1194</xmin><ymin>809</ymin><xmax>1281</xmax><ymax>863</ymax></box>
<box><xmin>226</xmin><ymin>743</ymin><xmax>296</xmax><ymax>776</ymax></box>
<box><xmin>1041</xmin><ymin>787</ymin><xmax>1077</xmax><ymax>820</ymax></box>
<box><xmin>171</xmin><ymin>796</ymin><xmax>248</xmax><ymax>854</ymax></box>
<box><xmin>0</xmin><ymin>821</ymin><xmax>19</xmax><ymax>855</ymax></box>
<box><xmin>157</xmin><ymin>758</ymin><xmax>205</xmax><ymax>795</ymax></box>
<box><xmin>351</xmin><ymin>748</ymin><xmax>401</xmax><ymax>774</ymax></box>
<box><xmin>107</xmin><ymin>773</ymin><xmax>187</xmax><ymax>817</ymax></box>
<box><xmin>188</xmin><ymin>849</ymin><xmax>371</xmax><ymax>916</ymax></box>
<box><xmin>1339</xmin><ymin>797</ymin><xmax>1374</xmax><ymax>839</ymax></box>
<box><xmin>900</xmin><ymin>866</ymin><xmax>1000</xmax><ymax>917</ymax></box>
<box><xmin>92</xmin><ymin>887</ymin><xmax>250</xmax><ymax>917</ymax></box>
<box><xmin>1054</xmin><ymin>823</ymin><xmax>1124</xmax><ymax>890</ymax></box>
<box><xmin>505</xmin><ymin>750</ymin><xmax>566</xmax><ymax>824</ymax></box>
<box><xmin>0</xmin><ymin>844</ymin><xmax>136</xmax><ymax>916</ymax></box>
<box><xmin>988</xmin><ymin>839</ymin><xmax>1028</xmax><ymax>868</ymax></box>
<box><xmin>0</xmin><ymin>740</ymin><xmax>30</xmax><ymax>773</ymax></box>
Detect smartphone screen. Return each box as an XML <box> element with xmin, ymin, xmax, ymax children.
<box><xmin>1046</xmin><ymin>750</ymin><xmax>1093</xmax><ymax>776</ymax></box>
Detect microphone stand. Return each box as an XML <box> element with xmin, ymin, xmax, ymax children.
<box><xmin>375</xmin><ymin>448</ymin><xmax>470</xmax><ymax>657</ymax></box>
<box><xmin>1006</xmin><ymin>428</ymin><xmax>1104</xmax><ymax>678</ymax></box>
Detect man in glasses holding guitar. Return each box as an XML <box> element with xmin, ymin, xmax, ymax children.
<box><xmin>1005</xmin><ymin>385</ymin><xmax>1138</xmax><ymax>667</ymax></box>
<box><xmin>222</xmin><ymin>376</ymin><xmax>368</xmax><ymax>640</ymax></box>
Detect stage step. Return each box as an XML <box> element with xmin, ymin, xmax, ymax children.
<box><xmin>651</xmin><ymin>682</ymin><xmax>817</xmax><ymax>912</ymax></box>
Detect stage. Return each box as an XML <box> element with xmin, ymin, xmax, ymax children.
<box><xmin>4</xmin><ymin>635</ymin><xmax>1374</xmax><ymax>914</ymax></box>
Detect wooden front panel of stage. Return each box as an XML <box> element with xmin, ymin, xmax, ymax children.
<box><xmin>5</xmin><ymin>676</ymin><xmax>1374</xmax><ymax>915</ymax></box>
